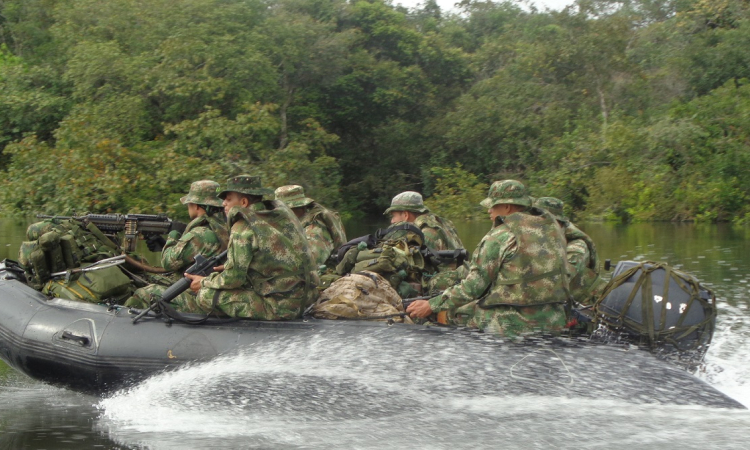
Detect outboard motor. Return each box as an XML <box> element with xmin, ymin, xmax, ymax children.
<box><xmin>0</xmin><ymin>259</ymin><xmax>27</xmax><ymax>282</ymax></box>
<box><xmin>594</xmin><ymin>261</ymin><xmax>716</xmax><ymax>353</ymax></box>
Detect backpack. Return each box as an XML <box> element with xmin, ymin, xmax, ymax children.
<box><xmin>310</xmin><ymin>271</ymin><xmax>411</xmax><ymax>323</ymax></box>
<box><xmin>42</xmin><ymin>264</ymin><xmax>133</xmax><ymax>304</ymax></box>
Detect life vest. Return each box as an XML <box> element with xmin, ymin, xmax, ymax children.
<box><xmin>414</xmin><ymin>213</ymin><xmax>463</xmax><ymax>250</ymax></box>
<box><xmin>230</xmin><ymin>200</ymin><xmax>318</xmax><ymax>303</ymax></box>
<box><xmin>303</xmin><ymin>202</ymin><xmax>347</xmax><ymax>249</ymax></box>
<box><xmin>478</xmin><ymin>210</ymin><xmax>570</xmax><ymax>308</ymax></box>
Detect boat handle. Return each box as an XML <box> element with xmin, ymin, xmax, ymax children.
<box><xmin>61</xmin><ymin>331</ymin><xmax>90</xmax><ymax>347</ymax></box>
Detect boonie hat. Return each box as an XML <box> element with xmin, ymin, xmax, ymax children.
<box><xmin>217</xmin><ymin>175</ymin><xmax>274</xmax><ymax>199</ymax></box>
<box><xmin>480</xmin><ymin>180</ymin><xmax>532</xmax><ymax>209</ymax></box>
<box><xmin>180</xmin><ymin>180</ymin><xmax>223</xmax><ymax>207</ymax></box>
<box><xmin>383</xmin><ymin>191</ymin><xmax>429</xmax><ymax>215</ymax></box>
<box><xmin>534</xmin><ymin>197</ymin><xmax>567</xmax><ymax>223</ymax></box>
<box><xmin>275</xmin><ymin>185</ymin><xmax>315</xmax><ymax>208</ymax></box>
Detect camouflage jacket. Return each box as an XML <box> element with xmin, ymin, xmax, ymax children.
<box><xmin>414</xmin><ymin>212</ymin><xmax>464</xmax><ymax>251</ymax></box>
<box><xmin>300</xmin><ymin>202</ymin><xmax>347</xmax><ymax>266</ymax></box>
<box><xmin>161</xmin><ymin>213</ymin><xmax>229</xmax><ymax>272</ymax></box>
<box><xmin>199</xmin><ymin>200</ymin><xmax>318</xmax><ymax>319</ymax></box>
<box><xmin>430</xmin><ymin>209</ymin><xmax>569</xmax><ymax>312</ymax></box>
<box><xmin>564</xmin><ymin>222</ymin><xmax>603</xmax><ymax>304</ymax></box>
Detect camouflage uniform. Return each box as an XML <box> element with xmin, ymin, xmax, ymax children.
<box><xmin>275</xmin><ymin>185</ymin><xmax>347</xmax><ymax>267</ymax></box>
<box><xmin>175</xmin><ymin>176</ymin><xmax>319</xmax><ymax>319</ymax></box>
<box><xmin>384</xmin><ymin>191</ymin><xmax>463</xmax><ymax>251</ymax></box>
<box><xmin>125</xmin><ymin>180</ymin><xmax>229</xmax><ymax>309</ymax></box>
<box><xmin>428</xmin><ymin>181</ymin><xmax>569</xmax><ymax>336</ymax></box>
<box><xmin>534</xmin><ymin>197</ymin><xmax>606</xmax><ymax>305</ymax></box>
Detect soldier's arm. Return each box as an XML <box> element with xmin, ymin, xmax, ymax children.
<box><xmin>566</xmin><ymin>239</ymin><xmax>589</xmax><ymax>274</ymax></box>
<box><xmin>200</xmin><ymin>226</ymin><xmax>255</xmax><ymax>290</ymax></box>
<box><xmin>306</xmin><ymin>221</ymin><xmax>335</xmax><ymax>265</ymax></box>
<box><xmin>428</xmin><ymin>230</ymin><xmax>517</xmax><ymax>313</ymax></box>
<box><xmin>160</xmin><ymin>230</ymin><xmax>199</xmax><ymax>271</ymax></box>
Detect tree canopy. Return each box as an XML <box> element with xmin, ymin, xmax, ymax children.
<box><xmin>1</xmin><ymin>0</ymin><xmax>750</xmax><ymax>222</ymax></box>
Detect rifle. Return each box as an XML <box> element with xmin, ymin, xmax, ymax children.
<box><xmin>421</xmin><ymin>248</ymin><xmax>468</xmax><ymax>267</ymax></box>
<box><xmin>37</xmin><ymin>213</ymin><xmax>174</xmax><ymax>252</ymax></box>
<box><xmin>131</xmin><ymin>249</ymin><xmax>228</xmax><ymax>324</ymax></box>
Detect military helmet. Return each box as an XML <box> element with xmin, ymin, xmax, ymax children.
<box><xmin>275</xmin><ymin>185</ymin><xmax>314</xmax><ymax>208</ymax></box>
<box><xmin>480</xmin><ymin>180</ymin><xmax>532</xmax><ymax>209</ymax></box>
<box><xmin>534</xmin><ymin>197</ymin><xmax>567</xmax><ymax>223</ymax></box>
<box><xmin>217</xmin><ymin>175</ymin><xmax>274</xmax><ymax>199</ymax></box>
<box><xmin>180</xmin><ymin>180</ymin><xmax>223</xmax><ymax>207</ymax></box>
<box><xmin>383</xmin><ymin>191</ymin><xmax>429</xmax><ymax>215</ymax></box>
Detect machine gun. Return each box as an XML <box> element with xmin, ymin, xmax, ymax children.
<box><xmin>131</xmin><ymin>249</ymin><xmax>228</xmax><ymax>324</ymax></box>
<box><xmin>37</xmin><ymin>213</ymin><xmax>175</xmax><ymax>252</ymax></box>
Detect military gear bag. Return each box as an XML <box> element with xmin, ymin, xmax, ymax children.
<box><xmin>310</xmin><ymin>272</ymin><xmax>411</xmax><ymax>323</ymax></box>
<box><xmin>42</xmin><ymin>265</ymin><xmax>133</xmax><ymax>304</ymax></box>
<box><xmin>594</xmin><ymin>261</ymin><xmax>716</xmax><ymax>351</ymax></box>
<box><xmin>18</xmin><ymin>219</ymin><xmax>122</xmax><ymax>287</ymax></box>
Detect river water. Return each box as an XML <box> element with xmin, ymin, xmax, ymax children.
<box><xmin>1</xmin><ymin>218</ymin><xmax>749</xmax><ymax>448</ymax></box>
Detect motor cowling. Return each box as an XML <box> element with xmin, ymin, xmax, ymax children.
<box><xmin>594</xmin><ymin>261</ymin><xmax>716</xmax><ymax>352</ymax></box>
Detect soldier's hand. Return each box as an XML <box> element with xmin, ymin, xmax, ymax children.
<box><xmin>185</xmin><ymin>273</ymin><xmax>204</xmax><ymax>292</ymax></box>
<box><xmin>213</xmin><ymin>265</ymin><xmax>225</xmax><ymax>272</ymax></box>
<box><xmin>406</xmin><ymin>300</ymin><xmax>433</xmax><ymax>319</ymax></box>
<box><xmin>146</xmin><ymin>235</ymin><xmax>167</xmax><ymax>252</ymax></box>
<box><xmin>169</xmin><ymin>220</ymin><xmax>188</xmax><ymax>235</ymax></box>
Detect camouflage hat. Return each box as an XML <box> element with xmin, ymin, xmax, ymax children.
<box><xmin>274</xmin><ymin>185</ymin><xmax>314</xmax><ymax>208</ymax></box>
<box><xmin>217</xmin><ymin>175</ymin><xmax>274</xmax><ymax>199</ymax></box>
<box><xmin>180</xmin><ymin>180</ymin><xmax>223</xmax><ymax>207</ymax></box>
<box><xmin>534</xmin><ymin>197</ymin><xmax>567</xmax><ymax>222</ymax></box>
<box><xmin>480</xmin><ymin>180</ymin><xmax>532</xmax><ymax>209</ymax></box>
<box><xmin>383</xmin><ymin>191</ymin><xmax>429</xmax><ymax>215</ymax></box>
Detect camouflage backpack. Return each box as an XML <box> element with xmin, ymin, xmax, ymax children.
<box><xmin>310</xmin><ymin>271</ymin><xmax>411</xmax><ymax>323</ymax></box>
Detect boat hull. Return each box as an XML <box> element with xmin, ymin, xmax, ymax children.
<box><xmin>0</xmin><ymin>279</ymin><xmax>746</xmax><ymax>409</ymax></box>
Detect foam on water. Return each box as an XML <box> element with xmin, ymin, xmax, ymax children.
<box><xmin>700</xmin><ymin>302</ymin><xmax>750</xmax><ymax>407</ymax></box>
<box><xmin>96</xmin><ymin>329</ymin><xmax>750</xmax><ymax>449</ymax></box>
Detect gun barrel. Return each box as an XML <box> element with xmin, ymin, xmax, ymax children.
<box><xmin>159</xmin><ymin>278</ymin><xmax>192</xmax><ymax>303</ymax></box>
<box><xmin>158</xmin><ymin>250</ymin><xmax>228</xmax><ymax>303</ymax></box>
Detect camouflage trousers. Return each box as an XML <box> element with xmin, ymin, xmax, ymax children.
<box><xmin>452</xmin><ymin>301</ymin><xmax>567</xmax><ymax>337</ymax></box>
<box><xmin>124</xmin><ymin>283</ymin><xmax>196</xmax><ymax>309</ymax></box>
<box><xmin>172</xmin><ymin>287</ymin><xmax>315</xmax><ymax>320</ymax></box>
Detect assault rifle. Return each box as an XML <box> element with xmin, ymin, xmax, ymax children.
<box><xmin>131</xmin><ymin>249</ymin><xmax>228</xmax><ymax>324</ymax></box>
<box><xmin>37</xmin><ymin>213</ymin><xmax>175</xmax><ymax>252</ymax></box>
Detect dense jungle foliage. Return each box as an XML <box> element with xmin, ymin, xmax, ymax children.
<box><xmin>1</xmin><ymin>0</ymin><xmax>750</xmax><ymax>223</ymax></box>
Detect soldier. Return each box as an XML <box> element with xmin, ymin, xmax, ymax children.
<box><xmin>407</xmin><ymin>180</ymin><xmax>570</xmax><ymax>337</ymax></box>
<box><xmin>274</xmin><ymin>185</ymin><xmax>347</xmax><ymax>267</ymax></box>
<box><xmin>124</xmin><ymin>180</ymin><xmax>229</xmax><ymax>308</ymax></box>
<box><xmin>384</xmin><ymin>191</ymin><xmax>463</xmax><ymax>251</ymax></box>
<box><xmin>178</xmin><ymin>175</ymin><xmax>318</xmax><ymax>319</ymax></box>
<box><xmin>534</xmin><ymin>197</ymin><xmax>605</xmax><ymax>306</ymax></box>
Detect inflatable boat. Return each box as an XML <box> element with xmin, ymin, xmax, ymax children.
<box><xmin>0</xmin><ymin>261</ymin><xmax>744</xmax><ymax>409</ymax></box>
